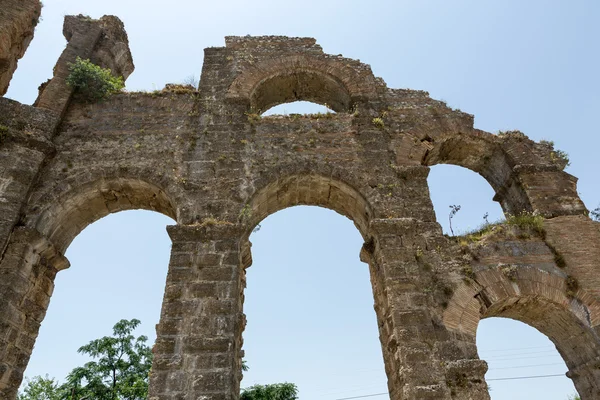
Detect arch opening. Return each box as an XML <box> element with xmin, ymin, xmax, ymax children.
<box><xmin>3</xmin><ymin>177</ymin><xmax>179</xmax><ymax>398</ymax></box>
<box><xmin>243</xmin><ymin>174</ymin><xmax>372</xmax><ymax>240</ymax></box>
<box><xmin>477</xmin><ymin>315</ymin><xmax>579</xmax><ymax>400</ymax></box>
<box><xmin>446</xmin><ymin>267</ymin><xmax>600</xmax><ymax>400</ymax></box>
<box><xmin>422</xmin><ymin>133</ymin><xmax>532</xmax><ymax>216</ymax></box>
<box><xmin>241</xmin><ymin>206</ymin><xmax>388</xmax><ymax>399</ymax></box>
<box><xmin>427</xmin><ymin>164</ymin><xmax>504</xmax><ymax>235</ymax></box>
<box><xmin>250</xmin><ymin>70</ymin><xmax>352</xmax><ymax>114</ymax></box>
<box><xmin>28</xmin><ymin>178</ymin><xmax>178</xmax><ymax>254</ymax></box>
<box><xmin>19</xmin><ymin>210</ymin><xmax>174</xmax><ymax>394</ymax></box>
<box><xmin>262</xmin><ymin>100</ymin><xmax>335</xmax><ymax>116</ymax></box>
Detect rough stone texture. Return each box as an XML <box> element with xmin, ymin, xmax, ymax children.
<box><xmin>34</xmin><ymin>14</ymin><xmax>134</xmax><ymax>117</ymax></box>
<box><xmin>0</xmin><ymin>0</ymin><xmax>41</xmax><ymax>96</ymax></box>
<box><xmin>1</xmin><ymin>12</ymin><xmax>599</xmax><ymax>400</ymax></box>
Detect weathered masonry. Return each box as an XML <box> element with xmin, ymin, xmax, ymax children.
<box><xmin>1</xmin><ymin>4</ymin><xmax>600</xmax><ymax>399</ymax></box>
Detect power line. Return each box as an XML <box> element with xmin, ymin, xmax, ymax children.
<box><xmin>334</xmin><ymin>393</ymin><xmax>388</xmax><ymax>400</ymax></box>
<box><xmin>483</xmin><ymin>349</ymin><xmax>560</xmax><ymax>359</ymax></box>
<box><xmin>487</xmin><ymin>373</ymin><xmax>565</xmax><ymax>381</ymax></box>
<box><xmin>488</xmin><ymin>362</ymin><xmax>565</xmax><ymax>370</ymax></box>
<box><xmin>479</xmin><ymin>344</ymin><xmax>554</xmax><ymax>353</ymax></box>
<box><xmin>332</xmin><ymin>373</ymin><xmax>568</xmax><ymax>399</ymax></box>
<box><xmin>483</xmin><ymin>354</ymin><xmax>562</xmax><ymax>361</ymax></box>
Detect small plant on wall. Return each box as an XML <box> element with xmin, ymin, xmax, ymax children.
<box><xmin>591</xmin><ymin>205</ymin><xmax>600</xmax><ymax>221</ymax></box>
<box><xmin>448</xmin><ymin>204</ymin><xmax>461</xmax><ymax>236</ymax></box>
<box><xmin>66</xmin><ymin>57</ymin><xmax>124</xmax><ymax>102</ymax></box>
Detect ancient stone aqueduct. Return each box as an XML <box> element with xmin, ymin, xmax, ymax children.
<box><xmin>1</xmin><ymin>2</ymin><xmax>600</xmax><ymax>399</ymax></box>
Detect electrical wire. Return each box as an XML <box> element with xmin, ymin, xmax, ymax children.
<box><xmin>482</xmin><ymin>349</ymin><xmax>560</xmax><ymax>359</ymax></box>
<box><xmin>488</xmin><ymin>362</ymin><xmax>565</xmax><ymax>370</ymax></box>
<box><xmin>331</xmin><ymin>373</ymin><xmax>568</xmax><ymax>399</ymax></box>
<box><xmin>334</xmin><ymin>393</ymin><xmax>388</xmax><ymax>400</ymax></box>
<box><xmin>479</xmin><ymin>344</ymin><xmax>554</xmax><ymax>353</ymax></box>
<box><xmin>483</xmin><ymin>354</ymin><xmax>563</xmax><ymax>361</ymax></box>
<box><xmin>487</xmin><ymin>373</ymin><xmax>565</xmax><ymax>381</ymax></box>
<box><xmin>323</xmin><ymin>345</ymin><xmax>567</xmax><ymax>400</ymax></box>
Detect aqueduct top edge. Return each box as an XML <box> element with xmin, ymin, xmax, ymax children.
<box><xmin>1</xmin><ymin>8</ymin><xmax>600</xmax><ymax>400</ymax></box>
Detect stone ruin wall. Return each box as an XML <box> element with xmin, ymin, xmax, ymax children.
<box><xmin>0</xmin><ymin>0</ymin><xmax>41</xmax><ymax>96</ymax></box>
<box><xmin>1</xmin><ymin>3</ymin><xmax>600</xmax><ymax>399</ymax></box>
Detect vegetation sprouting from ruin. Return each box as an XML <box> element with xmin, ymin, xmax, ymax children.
<box><xmin>66</xmin><ymin>57</ymin><xmax>124</xmax><ymax>102</ymax></box>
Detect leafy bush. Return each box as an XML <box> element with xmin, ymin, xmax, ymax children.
<box><xmin>17</xmin><ymin>375</ymin><xmax>61</xmax><ymax>400</ymax></box>
<box><xmin>539</xmin><ymin>139</ymin><xmax>570</xmax><ymax>168</ymax></box>
<box><xmin>372</xmin><ymin>117</ymin><xmax>385</xmax><ymax>128</ymax></box>
<box><xmin>591</xmin><ymin>205</ymin><xmax>600</xmax><ymax>221</ymax></box>
<box><xmin>18</xmin><ymin>319</ymin><xmax>152</xmax><ymax>400</ymax></box>
<box><xmin>240</xmin><ymin>383</ymin><xmax>298</xmax><ymax>400</ymax></box>
<box><xmin>505</xmin><ymin>212</ymin><xmax>544</xmax><ymax>236</ymax></box>
<box><xmin>455</xmin><ymin>212</ymin><xmax>544</xmax><ymax>244</ymax></box>
<box><xmin>497</xmin><ymin>130</ymin><xmax>527</xmax><ymax>140</ymax></box>
<box><xmin>0</xmin><ymin>125</ymin><xmax>8</xmax><ymax>144</ymax></box>
<box><xmin>66</xmin><ymin>57</ymin><xmax>124</xmax><ymax>102</ymax></box>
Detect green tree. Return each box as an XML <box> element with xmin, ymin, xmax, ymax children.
<box><xmin>66</xmin><ymin>57</ymin><xmax>124</xmax><ymax>102</ymax></box>
<box><xmin>591</xmin><ymin>205</ymin><xmax>600</xmax><ymax>221</ymax></box>
<box><xmin>18</xmin><ymin>375</ymin><xmax>62</xmax><ymax>400</ymax></box>
<box><xmin>19</xmin><ymin>320</ymin><xmax>298</xmax><ymax>400</ymax></box>
<box><xmin>61</xmin><ymin>319</ymin><xmax>152</xmax><ymax>400</ymax></box>
<box><xmin>240</xmin><ymin>383</ymin><xmax>299</xmax><ymax>400</ymax></box>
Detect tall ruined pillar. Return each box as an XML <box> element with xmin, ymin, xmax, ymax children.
<box><xmin>149</xmin><ymin>223</ymin><xmax>245</xmax><ymax>400</ymax></box>
<box><xmin>0</xmin><ymin>101</ymin><xmax>58</xmax><ymax>254</ymax></box>
<box><xmin>35</xmin><ymin>14</ymin><xmax>134</xmax><ymax>116</ymax></box>
<box><xmin>0</xmin><ymin>0</ymin><xmax>42</xmax><ymax>96</ymax></box>
<box><xmin>0</xmin><ymin>14</ymin><xmax>134</xmax><ymax>399</ymax></box>
<box><xmin>364</xmin><ymin>218</ymin><xmax>489</xmax><ymax>400</ymax></box>
<box><xmin>358</xmin><ymin>165</ymin><xmax>491</xmax><ymax>400</ymax></box>
<box><xmin>0</xmin><ymin>14</ymin><xmax>133</xmax><ymax>255</ymax></box>
<box><xmin>0</xmin><ymin>228</ymin><xmax>69</xmax><ymax>399</ymax></box>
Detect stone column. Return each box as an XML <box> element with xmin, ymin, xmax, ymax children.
<box><xmin>495</xmin><ymin>165</ymin><xmax>586</xmax><ymax>218</ymax></box>
<box><xmin>149</xmin><ymin>223</ymin><xmax>244</xmax><ymax>400</ymax></box>
<box><xmin>568</xmin><ymin>361</ymin><xmax>600</xmax><ymax>400</ymax></box>
<box><xmin>35</xmin><ymin>15</ymin><xmax>134</xmax><ymax>117</ymax></box>
<box><xmin>0</xmin><ymin>98</ymin><xmax>58</xmax><ymax>254</ymax></box>
<box><xmin>0</xmin><ymin>0</ymin><xmax>42</xmax><ymax>96</ymax></box>
<box><xmin>0</xmin><ymin>227</ymin><xmax>69</xmax><ymax>399</ymax></box>
<box><xmin>363</xmin><ymin>219</ymin><xmax>489</xmax><ymax>400</ymax></box>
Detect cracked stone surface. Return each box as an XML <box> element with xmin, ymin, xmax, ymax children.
<box><xmin>1</xmin><ymin>9</ymin><xmax>599</xmax><ymax>400</ymax></box>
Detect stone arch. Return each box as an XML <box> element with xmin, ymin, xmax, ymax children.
<box><xmin>0</xmin><ymin>177</ymin><xmax>179</xmax><ymax>398</ymax></box>
<box><xmin>444</xmin><ymin>266</ymin><xmax>600</xmax><ymax>399</ymax></box>
<box><xmin>422</xmin><ymin>130</ymin><xmax>530</xmax><ymax>216</ymax></box>
<box><xmin>236</xmin><ymin>173</ymin><xmax>382</xmax><ymax>393</ymax></box>
<box><xmin>421</xmin><ymin>129</ymin><xmax>585</xmax><ymax>217</ymax></box>
<box><xmin>242</xmin><ymin>173</ymin><xmax>373</xmax><ymax>240</ymax></box>
<box><xmin>25</xmin><ymin>177</ymin><xmax>178</xmax><ymax>254</ymax></box>
<box><xmin>251</xmin><ymin>69</ymin><xmax>351</xmax><ymax>113</ymax></box>
<box><xmin>226</xmin><ymin>55</ymin><xmax>379</xmax><ymax>113</ymax></box>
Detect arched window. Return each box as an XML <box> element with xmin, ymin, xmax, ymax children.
<box><xmin>241</xmin><ymin>206</ymin><xmax>388</xmax><ymax>399</ymax></box>
<box><xmin>21</xmin><ymin>210</ymin><xmax>173</xmax><ymax>387</ymax></box>
<box><xmin>427</xmin><ymin>164</ymin><xmax>504</xmax><ymax>235</ymax></box>
<box><xmin>262</xmin><ymin>100</ymin><xmax>335</xmax><ymax>116</ymax></box>
<box><xmin>250</xmin><ymin>70</ymin><xmax>352</xmax><ymax>114</ymax></box>
<box><xmin>477</xmin><ymin>318</ymin><xmax>576</xmax><ymax>399</ymax></box>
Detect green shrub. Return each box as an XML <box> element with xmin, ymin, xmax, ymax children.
<box><xmin>566</xmin><ymin>275</ymin><xmax>579</xmax><ymax>298</ymax></box>
<box><xmin>0</xmin><ymin>125</ymin><xmax>8</xmax><ymax>144</ymax></box>
<box><xmin>591</xmin><ymin>205</ymin><xmax>600</xmax><ymax>221</ymax></box>
<box><xmin>66</xmin><ymin>57</ymin><xmax>124</xmax><ymax>102</ymax></box>
<box><xmin>551</xmin><ymin>148</ymin><xmax>571</xmax><ymax>168</ymax></box>
<box><xmin>505</xmin><ymin>212</ymin><xmax>545</xmax><ymax>236</ymax></box>
<box><xmin>540</xmin><ymin>139</ymin><xmax>570</xmax><ymax>168</ymax></box>
<box><xmin>372</xmin><ymin>117</ymin><xmax>385</xmax><ymax>128</ymax></box>
<box><xmin>497</xmin><ymin>130</ymin><xmax>527</xmax><ymax>140</ymax></box>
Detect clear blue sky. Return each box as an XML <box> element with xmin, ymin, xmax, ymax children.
<box><xmin>6</xmin><ymin>1</ymin><xmax>599</xmax><ymax>399</ymax></box>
